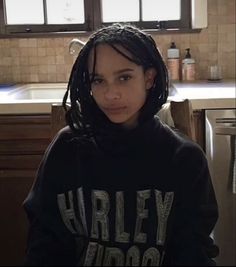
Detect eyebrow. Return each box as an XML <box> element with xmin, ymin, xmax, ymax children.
<box><xmin>89</xmin><ymin>68</ymin><xmax>134</xmax><ymax>78</ymax></box>
<box><xmin>114</xmin><ymin>68</ymin><xmax>134</xmax><ymax>75</ymax></box>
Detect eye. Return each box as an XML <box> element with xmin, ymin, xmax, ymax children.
<box><xmin>119</xmin><ymin>74</ymin><xmax>131</xmax><ymax>82</ymax></box>
<box><xmin>91</xmin><ymin>77</ymin><xmax>103</xmax><ymax>85</ymax></box>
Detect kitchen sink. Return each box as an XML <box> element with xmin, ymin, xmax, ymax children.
<box><xmin>7</xmin><ymin>83</ymin><xmax>68</xmax><ymax>101</ymax></box>
<box><xmin>4</xmin><ymin>82</ymin><xmax>179</xmax><ymax>103</ymax></box>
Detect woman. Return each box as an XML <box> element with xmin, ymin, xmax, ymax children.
<box><xmin>24</xmin><ymin>23</ymin><xmax>219</xmax><ymax>266</ymax></box>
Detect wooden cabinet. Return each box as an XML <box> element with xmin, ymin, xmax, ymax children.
<box><xmin>0</xmin><ymin>114</ymin><xmax>51</xmax><ymax>266</ymax></box>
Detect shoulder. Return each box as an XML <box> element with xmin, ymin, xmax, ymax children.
<box><xmin>24</xmin><ymin>127</ymin><xmax>80</xmax><ymax>217</ymax></box>
<box><xmin>154</xmin><ymin>120</ymin><xmax>210</xmax><ymax>189</ymax></box>
<box><xmin>168</xmin><ymin>131</ymin><xmax>209</xmax><ymax>185</ymax></box>
<box><xmin>48</xmin><ymin>126</ymin><xmax>77</xmax><ymax>152</ymax></box>
<box><xmin>153</xmin><ymin>117</ymin><xmax>207</xmax><ymax>166</ymax></box>
<box><xmin>32</xmin><ymin>126</ymin><xmax>81</xmax><ymax>194</ymax></box>
<box><xmin>40</xmin><ymin>126</ymin><xmax>79</xmax><ymax>170</ymax></box>
<box><xmin>52</xmin><ymin>126</ymin><xmax>77</xmax><ymax>143</ymax></box>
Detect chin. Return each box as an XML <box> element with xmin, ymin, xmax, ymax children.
<box><xmin>107</xmin><ymin>116</ymin><xmax>137</xmax><ymax>129</ymax></box>
<box><xmin>107</xmin><ymin>117</ymin><xmax>127</xmax><ymax>124</ymax></box>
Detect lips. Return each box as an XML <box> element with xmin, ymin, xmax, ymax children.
<box><xmin>103</xmin><ymin>106</ymin><xmax>126</xmax><ymax>114</ymax></box>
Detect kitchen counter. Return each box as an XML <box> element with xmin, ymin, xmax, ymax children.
<box><xmin>170</xmin><ymin>80</ymin><xmax>235</xmax><ymax>109</ymax></box>
<box><xmin>0</xmin><ymin>80</ymin><xmax>235</xmax><ymax>114</ymax></box>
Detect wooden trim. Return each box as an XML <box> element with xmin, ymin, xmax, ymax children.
<box><xmin>0</xmin><ymin>169</ymin><xmax>36</xmax><ymax>178</ymax></box>
<box><xmin>0</xmin><ymin>139</ymin><xmax>49</xmax><ymax>155</ymax></box>
<box><xmin>0</xmin><ymin>154</ymin><xmax>43</xmax><ymax>169</ymax></box>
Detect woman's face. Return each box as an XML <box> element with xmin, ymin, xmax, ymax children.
<box><xmin>88</xmin><ymin>44</ymin><xmax>156</xmax><ymax>129</ymax></box>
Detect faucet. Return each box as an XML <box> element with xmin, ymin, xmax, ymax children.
<box><xmin>69</xmin><ymin>38</ymin><xmax>86</xmax><ymax>55</ymax></box>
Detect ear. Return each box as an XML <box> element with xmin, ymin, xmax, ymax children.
<box><xmin>144</xmin><ymin>68</ymin><xmax>157</xmax><ymax>90</ymax></box>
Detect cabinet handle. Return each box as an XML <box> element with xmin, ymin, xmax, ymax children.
<box><xmin>215</xmin><ymin>126</ymin><xmax>236</xmax><ymax>136</ymax></box>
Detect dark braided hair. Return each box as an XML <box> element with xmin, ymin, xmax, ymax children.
<box><xmin>63</xmin><ymin>23</ymin><xmax>169</xmax><ymax>138</ymax></box>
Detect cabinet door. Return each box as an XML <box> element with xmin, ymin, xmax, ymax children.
<box><xmin>0</xmin><ymin>115</ymin><xmax>51</xmax><ymax>170</ymax></box>
<box><xmin>0</xmin><ymin>170</ymin><xmax>36</xmax><ymax>265</ymax></box>
<box><xmin>0</xmin><ymin>114</ymin><xmax>51</xmax><ymax>265</ymax></box>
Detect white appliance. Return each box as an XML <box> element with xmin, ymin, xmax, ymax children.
<box><xmin>205</xmin><ymin>109</ymin><xmax>236</xmax><ymax>266</ymax></box>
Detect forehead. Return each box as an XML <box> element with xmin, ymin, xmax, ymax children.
<box><xmin>87</xmin><ymin>44</ymin><xmax>135</xmax><ymax>73</ymax></box>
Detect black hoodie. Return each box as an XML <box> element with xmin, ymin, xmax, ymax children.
<box><xmin>23</xmin><ymin>117</ymin><xmax>219</xmax><ymax>266</ymax></box>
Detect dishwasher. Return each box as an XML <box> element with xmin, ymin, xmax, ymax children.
<box><xmin>205</xmin><ymin>109</ymin><xmax>236</xmax><ymax>266</ymax></box>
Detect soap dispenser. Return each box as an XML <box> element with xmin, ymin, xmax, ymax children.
<box><xmin>167</xmin><ymin>42</ymin><xmax>180</xmax><ymax>81</ymax></box>
<box><xmin>182</xmin><ymin>48</ymin><xmax>195</xmax><ymax>81</ymax></box>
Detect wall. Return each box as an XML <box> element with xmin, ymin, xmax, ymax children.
<box><xmin>0</xmin><ymin>0</ymin><xmax>235</xmax><ymax>84</ymax></box>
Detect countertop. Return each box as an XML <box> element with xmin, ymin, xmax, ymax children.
<box><xmin>170</xmin><ymin>80</ymin><xmax>235</xmax><ymax>109</ymax></box>
<box><xmin>0</xmin><ymin>80</ymin><xmax>235</xmax><ymax>114</ymax></box>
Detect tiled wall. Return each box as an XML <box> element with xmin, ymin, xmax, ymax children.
<box><xmin>0</xmin><ymin>0</ymin><xmax>235</xmax><ymax>83</ymax></box>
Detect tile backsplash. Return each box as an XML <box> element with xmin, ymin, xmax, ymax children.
<box><xmin>0</xmin><ymin>0</ymin><xmax>235</xmax><ymax>83</ymax></box>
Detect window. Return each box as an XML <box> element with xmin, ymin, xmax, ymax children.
<box><xmin>1</xmin><ymin>0</ymin><xmax>91</xmax><ymax>34</ymax></box>
<box><xmin>99</xmin><ymin>0</ymin><xmax>190</xmax><ymax>30</ymax></box>
<box><xmin>5</xmin><ymin>0</ymin><xmax>85</xmax><ymax>25</ymax></box>
<box><xmin>101</xmin><ymin>0</ymin><xmax>182</xmax><ymax>23</ymax></box>
<box><xmin>5</xmin><ymin>0</ymin><xmax>45</xmax><ymax>24</ymax></box>
<box><xmin>0</xmin><ymin>0</ymin><xmax>191</xmax><ymax>35</ymax></box>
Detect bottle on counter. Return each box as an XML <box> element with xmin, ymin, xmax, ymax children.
<box><xmin>182</xmin><ymin>48</ymin><xmax>195</xmax><ymax>81</ymax></box>
<box><xmin>167</xmin><ymin>42</ymin><xmax>180</xmax><ymax>81</ymax></box>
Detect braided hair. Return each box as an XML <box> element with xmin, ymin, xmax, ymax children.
<box><xmin>63</xmin><ymin>23</ymin><xmax>169</xmax><ymax>138</ymax></box>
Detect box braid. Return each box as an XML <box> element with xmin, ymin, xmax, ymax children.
<box><xmin>62</xmin><ymin>23</ymin><xmax>169</xmax><ymax>138</ymax></box>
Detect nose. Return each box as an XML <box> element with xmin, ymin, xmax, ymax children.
<box><xmin>104</xmin><ymin>83</ymin><xmax>121</xmax><ymax>100</ymax></box>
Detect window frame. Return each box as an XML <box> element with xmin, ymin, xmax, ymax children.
<box><xmin>96</xmin><ymin>0</ymin><xmax>191</xmax><ymax>31</ymax></box>
<box><xmin>0</xmin><ymin>0</ymin><xmax>193</xmax><ymax>36</ymax></box>
<box><xmin>1</xmin><ymin>0</ymin><xmax>93</xmax><ymax>34</ymax></box>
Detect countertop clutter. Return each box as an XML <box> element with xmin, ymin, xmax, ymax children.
<box><xmin>0</xmin><ymin>80</ymin><xmax>235</xmax><ymax>114</ymax></box>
